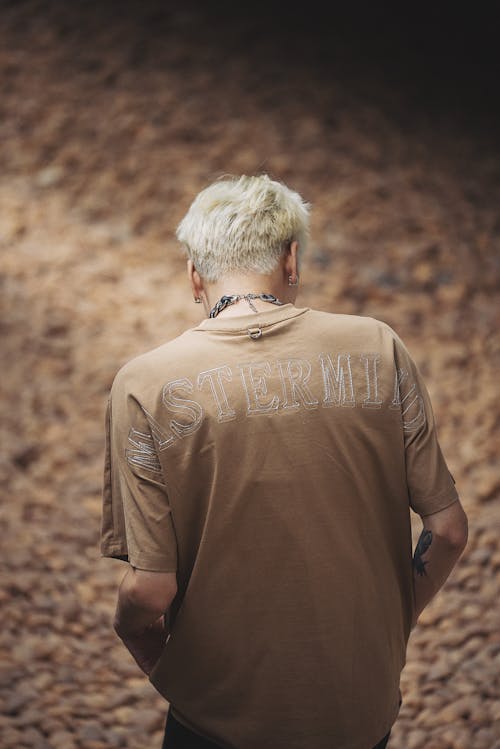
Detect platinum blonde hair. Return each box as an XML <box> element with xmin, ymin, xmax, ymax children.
<box><xmin>176</xmin><ymin>174</ymin><xmax>311</xmax><ymax>282</ymax></box>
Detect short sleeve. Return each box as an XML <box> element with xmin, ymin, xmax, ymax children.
<box><xmin>100</xmin><ymin>375</ymin><xmax>178</xmax><ymax>572</ymax></box>
<box><xmin>392</xmin><ymin>332</ymin><xmax>459</xmax><ymax>517</ymax></box>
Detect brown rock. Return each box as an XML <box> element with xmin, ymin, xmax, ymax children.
<box><xmin>79</xmin><ymin>721</ymin><xmax>106</xmax><ymax>743</ymax></box>
<box><xmin>102</xmin><ymin>728</ymin><xmax>125</xmax><ymax>747</ymax></box>
<box><xmin>1</xmin><ymin>727</ymin><xmax>24</xmax><ymax>747</ymax></box>
<box><xmin>472</xmin><ymin>727</ymin><xmax>499</xmax><ymax>749</ymax></box>
<box><xmin>17</xmin><ymin>726</ymin><xmax>50</xmax><ymax>749</ymax></box>
<box><xmin>4</xmin><ymin>690</ymin><xmax>36</xmax><ymax>716</ymax></box>
<box><xmin>47</xmin><ymin>729</ymin><xmax>76</xmax><ymax>749</ymax></box>
<box><xmin>426</xmin><ymin>661</ymin><xmax>452</xmax><ymax>681</ymax></box>
<box><xmin>107</xmin><ymin>688</ymin><xmax>134</xmax><ymax>709</ymax></box>
<box><xmin>113</xmin><ymin>706</ymin><xmax>135</xmax><ymax>725</ymax></box>
<box><xmin>31</xmin><ymin>672</ymin><xmax>53</xmax><ymax>691</ymax></box>
<box><xmin>136</xmin><ymin>708</ymin><xmax>164</xmax><ymax>733</ymax></box>
<box><xmin>12</xmin><ymin>708</ymin><xmax>44</xmax><ymax>727</ymax></box>
<box><xmin>437</xmin><ymin>695</ymin><xmax>481</xmax><ymax>723</ymax></box>
<box><xmin>406</xmin><ymin>729</ymin><xmax>429</xmax><ymax>749</ymax></box>
<box><xmin>467</xmin><ymin>547</ymin><xmax>491</xmax><ymax>566</ymax></box>
<box><xmin>79</xmin><ymin>693</ymin><xmax>109</xmax><ymax>711</ymax></box>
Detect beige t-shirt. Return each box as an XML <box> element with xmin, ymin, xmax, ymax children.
<box><xmin>101</xmin><ymin>304</ymin><xmax>458</xmax><ymax>749</ymax></box>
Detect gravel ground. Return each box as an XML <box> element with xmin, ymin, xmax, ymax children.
<box><xmin>1</xmin><ymin>3</ymin><xmax>499</xmax><ymax>748</ymax></box>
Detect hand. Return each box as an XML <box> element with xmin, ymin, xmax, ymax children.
<box><xmin>118</xmin><ymin>615</ymin><xmax>168</xmax><ymax>675</ymax></box>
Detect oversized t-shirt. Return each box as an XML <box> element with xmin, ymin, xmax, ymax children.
<box><xmin>101</xmin><ymin>304</ymin><xmax>459</xmax><ymax>749</ymax></box>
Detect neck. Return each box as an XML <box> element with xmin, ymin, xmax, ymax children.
<box><xmin>204</xmin><ymin>272</ymin><xmax>296</xmax><ymax>317</ymax></box>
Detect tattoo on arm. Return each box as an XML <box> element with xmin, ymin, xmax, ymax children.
<box><xmin>413</xmin><ymin>529</ymin><xmax>433</xmax><ymax>576</ymax></box>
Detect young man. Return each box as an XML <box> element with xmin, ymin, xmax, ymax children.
<box><xmin>101</xmin><ymin>174</ymin><xmax>468</xmax><ymax>749</ymax></box>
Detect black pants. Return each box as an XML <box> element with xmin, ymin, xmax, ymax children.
<box><xmin>162</xmin><ymin>710</ymin><xmax>392</xmax><ymax>749</ymax></box>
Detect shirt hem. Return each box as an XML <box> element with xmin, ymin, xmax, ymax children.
<box><xmin>100</xmin><ymin>544</ymin><xmax>177</xmax><ymax>572</ymax></box>
<box><xmin>100</xmin><ymin>541</ymin><xmax>128</xmax><ymax>560</ymax></box>
<box><xmin>127</xmin><ymin>549</ymin><xmax>178</xmax><ymax>572</ymax></box>
<box><xmin>410</xmin><ymin>485</ymin><xmax>459</xmax><ymax>517</ymax></box>
<box><xmin>169</xmin><ymin>706</ymin><xmax>228</xmax><ymax>745</ymax></box>
<box><xmin>166</xmin><ymin>693</ymin><xmax>402</xmax><ymax>749</ymax></box>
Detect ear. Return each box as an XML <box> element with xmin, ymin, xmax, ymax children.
<box><xmin>187</xmin><ymin>259</ymin><xmax>204</xmax><ymax>301</ymax></box>
<box><xmin>283</xmin><ymin>240</ymin><xmax>299</xmax><ymax>284</ymax></box>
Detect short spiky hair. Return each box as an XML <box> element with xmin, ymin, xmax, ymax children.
<box><xmin>176</xmin><ymin>174</ymin><xmax>311</xmax><ymax>282</ymax></box>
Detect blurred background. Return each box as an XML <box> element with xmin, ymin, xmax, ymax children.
<box><xmin>1</xmin><ymin>2</ymin><xmax>499</xmax><ymax>748</ymax></box>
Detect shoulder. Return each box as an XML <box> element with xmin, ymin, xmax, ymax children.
<box><xmin>306</xmin><ymin>308</ymin><xmax>401</xmax><ymax>342</ymax></box>
<box><xmin>110</xmin><ymin>329</ymin><xmax>198</xmax><ymax>396</ymax></box>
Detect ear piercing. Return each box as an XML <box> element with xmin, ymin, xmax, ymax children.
<box><xmin>288</xmin><ymin>275</ymin><xmax>299</xmax><ymax>287</ymax></box>
<box><xmin>194</xmin><ymin>297</ymin><xmax>202</xmax><ymax>304</ymax></box>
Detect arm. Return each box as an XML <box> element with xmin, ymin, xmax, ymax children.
<box><xmin>411</xmin><ymin>499</ymin><xmax>468</xmax><ymax>628</ymax></box>
<box><xmin>114</xmin><ymin>568</ymin><xmax>178</xmax><ymax>674</ymax></box>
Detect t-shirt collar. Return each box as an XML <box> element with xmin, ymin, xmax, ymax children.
<box><xmin>194</xmin><ymin>303</ymin><xmax>310</xmax><ymax>332</ymax></box>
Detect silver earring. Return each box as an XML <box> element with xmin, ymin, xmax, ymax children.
<box><xmin>288</xmin><ymin>275</ymin><xmax>299</xmax><ymax>287</ymax></box>
<box><xmin>194</xmin><ymin>297</ymin><xmax>202</xmax><ymax>304</ymax></box>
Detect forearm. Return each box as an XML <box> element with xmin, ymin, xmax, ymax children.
<box><xmin>114</xmin><ymin>567</ymin><xmax>170</xmax><ymax>638</ymax></box>
<box><xmin>412</xmin><ymin>527</ymin><xmax>466</xmax><ymax>624</ymax></box>
<box><xmin>113</xmin><ymin>568</ymin><xmax>177</xmax><ymax>675</ymax></box>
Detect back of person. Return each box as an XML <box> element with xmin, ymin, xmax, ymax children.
<box><xmin>103</xmin><ymin>303</ymin><xmax>458</xmax><ymax>749</ymax></box>
<box><xmin>102</xmin><ymin>174</ymin><xmax>467</xmax><ymax>749</ymax></box>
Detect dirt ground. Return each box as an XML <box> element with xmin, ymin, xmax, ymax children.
<box><xmin>1</xmin><ymin>3</ymin><xmax>499</xmax><ymax>749</ymax></box>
